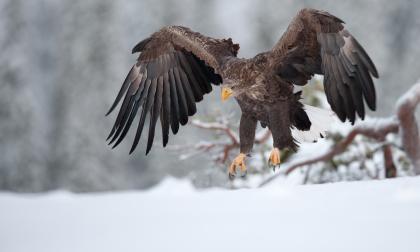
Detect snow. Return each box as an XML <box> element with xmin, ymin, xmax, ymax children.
<box><xmin>1</xmin><ymin>177</ymin><xmax>420</xmax><ymax>252</ymax></box>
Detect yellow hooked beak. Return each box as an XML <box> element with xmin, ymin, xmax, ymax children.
<box><xmin>221</xmin><ymin>87</ymin><xmax>233</xmax><ymax>101</ymax></box>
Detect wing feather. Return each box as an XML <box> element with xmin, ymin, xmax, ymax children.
<box><xmin>269</xmin><ymin>8</ymin><xmax>378</xmax><ymax>123</ymax></box>
<box><xmin>160</xmin><ymin>72</ymin><xmax>171</xmax><ymax>147</ymax></box>
<box><xmin>106</xmin><ymin>65</ymin><xmax>140</xmax><ymax>116</ymax></box>
<box><xmin>177</xmin><ymin>52</ymin><xmax>204</xmax><ymax>101</ymax></box>
<box><xmin>186</xmin><ymin>53</ymin><xmax>212</xmax><ymax>94</ymax></box>
<box><xmin>130</xmin><ymin>78</ymin><xmax>157</xmax><ymax>154</ymax></box>
<box><xmin>173</xmin><ymin>66</ymin><xmax>189</xmax><ymax>125</ymax></box>
<box><xmin>178</xmin><ymin>68</ymin><xmax>197</xmax><ymax>116</ymax></box>
<box><xmin>168</xmin><ymin>68</ymin><xmax>180</xmax><ymax>134</ymax></box>
<box><xmin>109</xmin><ymin>70</ymin><xmax>144</xmax><ymax>140</ymax></box>
<box><xmin>146</xmin><ymin>76</ymin><xmax>164</xmax><ymax>154</ymax></box>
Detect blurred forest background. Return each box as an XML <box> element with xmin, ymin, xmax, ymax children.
<box><xmin>1</xmin><ymin>0</ymin><xmax>420</xmax><ymax>192</ymax></box>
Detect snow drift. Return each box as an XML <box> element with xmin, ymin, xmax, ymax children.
<box><xmin>1</xmin><ymin>177</ymin><xmax>420</xmax><ymax>252</ymax></box>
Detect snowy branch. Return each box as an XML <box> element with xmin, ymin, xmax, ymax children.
<box><xmin>189</xmin><ymin>119</ymin><xmax>271</xmax><ymax>163</ymax></box>
<box><xmin>259</xmin><ymin>118</ymin><xmax>399</xmax><ymax>187</ymax></box>
<box><xmin>260</xmin><ymin>80</ymin><xmax>420</xmax><ymax>187</ymax></box>
<box><xmin>396</xmin><ymin>82</ymin><xmax>420</xmax><ymax>173</ymax></box>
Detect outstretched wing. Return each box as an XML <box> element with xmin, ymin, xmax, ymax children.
<box><xmin>106</xmin><ymin>26</ymin><xmax>239</xmax><ymax>154</ymax></box>
<box><xmin>269</xmin><ymin>8</ymin><xmax>378</xmax><ymax>124</ymax></box>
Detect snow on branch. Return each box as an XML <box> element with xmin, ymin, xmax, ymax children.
<box><xmin>260</xmin><ymin>80</ymin><xmax>420</xmax><ymax>187</ymax></box>
<box><xmin>259</xmin><ymin>118</ymin><xmax>399</xmax><ymax>187</ymax></box>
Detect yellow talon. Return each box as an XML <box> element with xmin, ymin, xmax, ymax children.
<box><xmin>268</xmin><ymin>148</ymin><xmax>281</xmax><ymax>169</ymax></box>
<box><xmin>228</xmin><ymin>153</ymin><xmax>247</xmax><ymax>179</ymax></box>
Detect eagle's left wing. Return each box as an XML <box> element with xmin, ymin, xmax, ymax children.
<box><xmin>106</xmin><ymin>26</ymin><xmax>239</xmax><ymax>154</ymax></box>
<box><xmin>268</xmin><ymin>8</ymin><xmax>378</xmax><ymax>124</ymax></box>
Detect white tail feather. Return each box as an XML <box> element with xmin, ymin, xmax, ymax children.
<box><xmin>291</xmin><ymin>105</ymin><xmax>336</xmax><ymax>143</ymax></box>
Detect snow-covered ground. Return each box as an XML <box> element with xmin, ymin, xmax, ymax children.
<box><xmin>1</xmin><ymin>177</ymin><xmax>420</xmax><ymax>252</ymax></box>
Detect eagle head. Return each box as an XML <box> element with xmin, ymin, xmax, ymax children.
<box><xmin>221</xmin><ymin>78</ymin><xmax>244</xmax><ymax>101</ymax></box>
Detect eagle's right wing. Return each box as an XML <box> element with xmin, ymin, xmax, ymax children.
<box><xmin>268</xmin><ymin>8</ymin><xmax>378</xmax><ymax>124</ymax></box>
<box><xmin>106</xmin><ymin>26</ymin><xmax>239</xmax><ymax>154</ymax></box>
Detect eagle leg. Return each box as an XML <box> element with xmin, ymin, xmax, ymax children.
<box><xmin>267</xmin><ymin>100</ymin><xmax>294</xmax><ymax>171</ymax></box>
<box><xmin>228</xmin><ymin>114</ymin><xmax>257</xmax><ymax>179</ymax></box>
<box><xmin>228</xmin><ymin>153</ymin><xmax>247</xmax><ymax>180</ymax></box>
<box><xmin>268</xmin><ymin>148</ymin><xmax>281</xmax><ymax>171</ymax></box>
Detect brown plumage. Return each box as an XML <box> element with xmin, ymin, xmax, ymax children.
<box><xmin>106</xmin><ymin>8</ymin><xmax>378</xmax><ymax>176</ymax></box>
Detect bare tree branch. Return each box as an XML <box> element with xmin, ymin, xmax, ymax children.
<box><xmin>383</xmin><ymin>144</ymin><xmax>397</xmax><ymax>178</ymax></box>
<box><xmin>191</xmin><ymin>119</ymin><xmax>239</xmax><ymax>145</ymax></box>
<box><xmin>396</xmin><ymin>82</ymin><xmax>420</xmax><ymax>173</ymax></box>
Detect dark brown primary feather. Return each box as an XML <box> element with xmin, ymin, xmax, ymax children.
<box><xmin>270</xmin><ymin>8</ymin><xmax>378</xmax><ymax>124</ymax></box>
<box><xmin>107</xmin><ymin>26</ymin><xmax>237</xmax><ymax>154</ymax></box>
